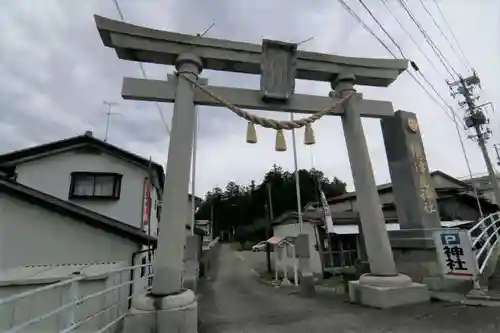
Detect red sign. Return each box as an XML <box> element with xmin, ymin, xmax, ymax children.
<box><xmin>143</xmin><ymin>177</ymin><xmax>151</xmax><ymax>228</ymax></box>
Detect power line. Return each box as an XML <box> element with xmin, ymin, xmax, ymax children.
<box><xmin>197</xmin><ymin>22</ymin><xmax>215</xmax><ymax>37</ymax></box>
<box><xmin>112</xmin><ymin>0</ymin><xmax>171</xmax><ymax>137</ymax></box>
<box><xmin>356</xmin><ymin>0</ymin><xmax>405</xmax><ymax>57</ymax></box>
<box><xmin>431</xmin><ymin>0</ymin><xmax>472</xmax><ymax>70</ymax></box>
<box><xmin>337</xmin><ymin>0</ymin><xmax>397</xmax><ymax>58</ymax></box>
<box><xmin>380</xmin><ymin>0</ymin><xmax>445</xmax><ymax>78</ymax></box>
<box><xmin>337</xmin><ymin>0</ymin><xmax>470</xmax><ymax>135</ymax></box>
<box><xmin>407</xmin><ymin>70</ymin><xmax>456</xmax><ymax>123</ymax></box>
<box><xmin>351</xmin><ymin>0</ymin><xmax>465</xmax><ymax>129</ymax></box>
<box><xmin>417</xmin><ymin>0</ymin><xmax>469</xmax><ymax>71</ymax></box>
<box><xmin>396</xmin><ymin>0</ymin><xmax>459</xmax><ymax>79</ymax></box>
<box><xmin>112</xmin><ymin>0</ymin><xmax>124</xmax><ymax>20</ymax></box>
<box><xmin>410</xmin><ymin>62</ymin><xmax>467</xmax><ymax>128</ymax></box>
<box><xmin>337</xmin><ymin>0</ymin><xmax>480</xmax><ymax>209</ymax></box>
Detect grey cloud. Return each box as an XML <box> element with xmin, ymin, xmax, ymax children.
<box><xmin>1</xmin><ymin>0</ymin><xmax>498</xmax><ymax>196</ymax></box>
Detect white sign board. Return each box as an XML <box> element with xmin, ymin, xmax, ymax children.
<box><xmin>433</xmin><ymin>230</ymin><xmax>478</xmax><ymax>280</ymax></box>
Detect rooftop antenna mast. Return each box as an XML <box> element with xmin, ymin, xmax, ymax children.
<box><xmin>103</xmin><ymin>101</ymin><xmax>120</xmax><ymax>142</ymax></box>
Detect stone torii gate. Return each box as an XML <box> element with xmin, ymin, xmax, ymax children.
<box><xmin>95</xmin><ymin>15</ymin><xmax>430</xmax><ymax>329</ymax></box>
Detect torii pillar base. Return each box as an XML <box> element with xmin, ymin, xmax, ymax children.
<box><xmin>348</xmin><ymin>274</ymin><xmax>430</xmax><ymax>309</ymax></box>
<box><xmin>124</xmin><ymin>290</ymin><xmax>198</xmax><ymax>333</ymax></box>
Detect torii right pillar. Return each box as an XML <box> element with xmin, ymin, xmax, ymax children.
<box><xmin>381</xmin><ymin>110</ymin><xmax>470</xmax><ymax>292</ymax></box>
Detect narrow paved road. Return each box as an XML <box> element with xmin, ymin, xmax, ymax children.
<box><xmin>198</xmin><ymin>244</ymin><xmax>500</xmax><ymax>333</ymax></box>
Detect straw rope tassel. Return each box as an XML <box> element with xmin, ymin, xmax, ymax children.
<box><xmin>246</xmin><ymin>121</ymin><xmax>257</xmax><ymax>143</ymax></box>
<box><xmin>275</xmin><ymin>129</ymin><xmax>287</xmax><ymax>152</ymax></box>
<box><xmin>304</xmin><ymin>124</ymin><xmax>316</xmax><ymax>145</ymax></box>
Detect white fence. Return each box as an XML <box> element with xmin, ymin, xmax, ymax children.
<box><xmin>0</xmin><ymin>263</ymin><xmax>153</xmax><ymax>333</ymax></box>
<box><xmin>468</xmin><ymin>211</ymin><xmax>500</xmax><ymax>275</ymax></box>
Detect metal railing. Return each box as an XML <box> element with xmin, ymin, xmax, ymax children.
<box><xmin>204</xmin><ymin>236</ymin><xmax>220</xmax><ymax>250</ymax></box>
<box><xmin>0</xmin><ymin>263</ymin><xmax>153</xmax><ymax>333</ymax></box>
<box><xmin>468</xmin><ymin>212</ymin><xmax>500</xmax><ymax>275</ymax></box>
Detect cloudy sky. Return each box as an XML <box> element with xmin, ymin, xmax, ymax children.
<box><xmin>1</xmin><ymin>0</ymin><xmax>499</xmax><ymax>197</ymax></box>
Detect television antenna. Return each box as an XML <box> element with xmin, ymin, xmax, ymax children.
<box><xmin>103</xmin><ymin>101</ymin><xmax>121</xmax><ymax>141</ymax></box>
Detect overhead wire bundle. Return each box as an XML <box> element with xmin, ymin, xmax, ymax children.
<box><xmin>336</xmin><ymin>0</ymin><xmax>483</xmax><ymax>213</ymax></box>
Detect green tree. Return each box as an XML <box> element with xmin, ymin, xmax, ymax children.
<box><xmin>195</xmin><ymin>166</ymin><xmax>347</xmax><ymax>243</ymax></box>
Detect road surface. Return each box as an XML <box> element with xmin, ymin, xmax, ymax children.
<box><xmin>198</xmin><ymin>244</ymin><xmax>500</xmax><ymax>333</ymax></box>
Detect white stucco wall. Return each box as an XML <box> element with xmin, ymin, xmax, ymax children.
<box><xmin>13</xmin><ymin>150</ymin><xmax>158</xmax><ymax>229</ymax></box>
<box><xmin>273</xmin><ymin>223</ymin><xmax>322</xmax><ymax>276</ymax></box>
<box><xmin>0</xmin><ymin>193</ymin><xmax>141</xmax><ymax>270</ymax></box>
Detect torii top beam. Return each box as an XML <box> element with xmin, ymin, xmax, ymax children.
<box><xmin>94</xmin><ymin>15</ymin><xmax>408</xmax><ymax>87</ymax></box>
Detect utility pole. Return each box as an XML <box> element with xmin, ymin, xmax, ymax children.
<box><xmin>103</xmin><ymin>101</ymin><xmax>120</xmax><ymax>142</ymax></box>
<box><xmin>265</xmin><ymin>182</ymin><xmax>274</xmax><ymax>274</ymax></box>
<box><xmin>448</xmin><ymin>72</ymin><xmax>500</xmax><ymax>206</ymax></box>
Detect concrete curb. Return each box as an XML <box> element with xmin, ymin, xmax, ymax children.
<box><xmin>430</xmin><ymin>291</ymin><xmax>500</xmax><ymax>307</ymax></box>
<box><xmin>255</xmin><ymin>277</ymin><xmax>285</xmax><ymax>289</ymax></box>
<box><xmin>255</xmin><ymin>276</ymin><xmax>347</xmax><ymax>296</ymax></box>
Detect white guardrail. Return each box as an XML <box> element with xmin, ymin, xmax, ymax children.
<box><xmin>468</xmin><ymin>211</ymin><xmax>500</xmax><ymax>275</ymax></box>
<box><xmin>203</xmin><ymin>237</ymin><xmax>220</xmax><ymax>251</ymax></box>
<box><xmin>0</xmin><ymin>263</ymin><xmax>153</xmax><ymax>333</ymax></box>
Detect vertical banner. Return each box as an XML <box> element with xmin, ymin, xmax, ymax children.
<box><xmin>319</xmin><ymin>190</ymin><xmax>335</xmax><ymax>233</ymax></box>
<box><xmin>143</xmin><ymin>177</ymin><xmax>151</xmax><ymax>231</ymax></box>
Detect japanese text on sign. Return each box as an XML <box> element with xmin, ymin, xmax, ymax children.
<box><xmin>411</xmin><ymin>142</ymin><xmax>437</xmax><ymax>213</ymax></box>
<box><xmin>433</xmin><ymin>230</ymin><xmax>478</xmax><ymax>280</ymax></box>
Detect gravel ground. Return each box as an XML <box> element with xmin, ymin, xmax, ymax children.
<box><xmin>198</xmin><ymin>244</ymin><xmax>500</xmax><ymax>333</ymax></box>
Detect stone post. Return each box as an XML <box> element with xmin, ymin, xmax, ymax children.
<box><xmin>334</xmin><ymin>73</ymin><xmax>430</xmax><ymax>308</ymax></box>
<box><xmin>381</xmin><ymin>111</ymin><xmax>465</xmax><ymax>292</ymax></box>
<box><xmin>183</xmin><ymin>235</ymin><xmax>200</xmax><ymax>292</ymax></box>
<box><xmin>124</xmin><ymin>53</ymin><xmax>202</xmax><ymax>333</ymax></box>
<box><xmin>296</xmin><ymin>234</ymin><xmax>315</xmax><ymax>296</ymax></box>
<box><xmin>333</xmin><ymin>73</ymin><xmax>396</xmax><ymax>276</ymax></box>
<box><xmin>381</xmin><ymin>111</ymin><xmax>441</xmax><ymax>232</ymax></box>
<box><xmin>152</xmin><ymin>53</ymin><xmax>203</xmax><ymax>296</ymax></box>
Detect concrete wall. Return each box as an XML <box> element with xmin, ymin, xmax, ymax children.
<box><xmin>273</xmin><ymin>223</ymin><xmax>322</xmax><ymax>276</ymax></box>
<box><xmin>14</xmin><ymin>150</ymin><xmax>158</xmax><ymax>229</ymax></box>
<box><xmin>0</xmin><ymin>193</ymin><xmax>140</xmax><ymax>270</ymax></box>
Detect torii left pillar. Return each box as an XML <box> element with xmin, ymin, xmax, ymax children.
<box><xmin>129</xmin><ymin>53</ymin><xmax>202</xmax><ymax>333</ymax></box>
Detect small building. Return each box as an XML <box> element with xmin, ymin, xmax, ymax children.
<box><xmin>273</xmin><ymin>170</ymin><xmax>498</xmax><ymax>277</ymax></box>
<box><xmin>0</xmin><ymin>131</ymin><xmax>204</xmax><ymax>270</ymax></box>
<box><xmin>0</xmin><ymin>131</ymin><xmax>165</xmax><ymax>236</ymax></box>
<box><xmin>272</xmin><ymin>210</ymin><xmax>400</xmax><ymax>277</ymax></box>
<box><xmin>0</xmin><ymin>175</ymin><xmax>155</xmax><ymax>270</ymax></box>
<box><xmin>308</xmin><ymin>171</ymin><xmax>498</xmax><ymax>221</ymax></box>
<box><xmin>461</xmin><ymin>173</ymin><xmax>500</xmax><ymax>205</ymax></box>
